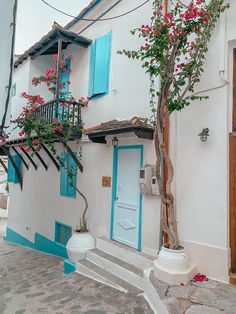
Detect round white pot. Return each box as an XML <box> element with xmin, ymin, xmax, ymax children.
<box><xmin>66</xmin><ymin>231</ymin><xmax>95</xmax><ymax>262</ymax></box>
<box><xmin>155</xmin><ymin>245</ymin><xmax>190</xmax><ymax>271</ymax></box>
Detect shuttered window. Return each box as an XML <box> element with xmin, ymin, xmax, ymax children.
<box><xmin>88</xmin><ymin>32</ymin><xmax>112</xmax><ymax>98</ymax></box>
<box><xmin>8</xmin><ymin>155</ymin><xmax>21</xmax><ymax>184</ymax></box>
<box><xmin>55</xmin><ymin>221</ymin><xmax>72</xmax><ymax>246</ymax></box>
<box><xmin>60</xmin><ymin>152</ymin><xmax>77</xmax><ymax>198</ymax></box>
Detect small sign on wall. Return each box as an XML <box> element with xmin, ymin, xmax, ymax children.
<box><xmin>102</xmin><ymin>176</ymin><xmax>111</xmax><ymax>187</ymax></box>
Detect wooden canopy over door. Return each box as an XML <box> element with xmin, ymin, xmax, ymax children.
<box><xmin>229</xmin><ymin>50</ymin><xmax>236</xmax><ymax>284</ymax></box>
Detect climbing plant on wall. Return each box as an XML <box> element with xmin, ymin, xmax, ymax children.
<box><xmin>12</xmin><ymin>55</ymin><xmax>89</xmax><ymax>232</ymax></box>
<box><xmin>119</xmin><ymin>0</ymin><xmax>229</xmax><ymax>249</ymax></box>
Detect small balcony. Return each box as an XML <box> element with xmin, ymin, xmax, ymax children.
<box><xmin>33</xmin><ymin>99</ymin><xmax>84</xmax><ymax>139</ymax></box>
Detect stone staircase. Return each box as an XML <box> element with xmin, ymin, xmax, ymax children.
<box><xmin>76</xmin><ymin>237</ymin><xmax>154</xmax><ymax>295</ymax></box>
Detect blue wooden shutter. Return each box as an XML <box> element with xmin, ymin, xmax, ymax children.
<box><xmin>61</xmin><ymin>58</ymin><xmax>71</xmax><ymax>98</ymax></box>
<box><xmin>67</xmin><ymin>155</ymin><xmax>76</xmax><ymax>198</ymax></box>
<box><xmin>60</xmin><ymin>153</ymin><xmax>67</xmax><ymax>196</ymax></box>
<box><xmin>60</xmin><ymin>153</ymin><xmax>77</xmax><ymax>198</ymax></box>
<box><xmin>59</xmin><ymin>58</ymin><xmax>71</xmax><ymax>120</ymax></box>
<box><xmin>88</xmin><ymin>32</ymin><xmax>112</xmax><ymax>98</ymax></box>
<box><xmin>88</xmin><ymin>42</ymin><xmax>96</xmax><ymax>98</ymax></box>
<box><xmin>93</xmin><ymin>32</ymin><xmax>112</xmax><ymax>95</ymax></box>
<box><xmin>8</xmin><ymin>159</ymin><xmax>14</xmax><ymax>183</ymax></box>
<box><xmin>8</xmin><ymin>155</ymin><xmax>21</xmax><ymax>184</ymax></box>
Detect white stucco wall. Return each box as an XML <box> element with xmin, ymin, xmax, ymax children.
<box><xmin>7</xmin><ymin>0</ymin><xmax>236</xmax><ymax>282</ymax></box>
<box><xmin>8</xmin><ymin>0</ymin><xmax>161</xmax><ymax>256</ymax></box>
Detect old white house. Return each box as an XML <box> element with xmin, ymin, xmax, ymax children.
<box><xmin>2</xmin><ymin>0</ymin><xmax>236</xmax><ymax>291</ymax></box>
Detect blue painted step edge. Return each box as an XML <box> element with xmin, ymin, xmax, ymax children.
<box><xmin>4</xmin><ymin>227</ymin><xmax>68</xmax><ymax>259</ymax></box>
<box><xmin>64</xmin><ymin>259</ymin><xmax>76</xmax><ymax>275</ymax></box>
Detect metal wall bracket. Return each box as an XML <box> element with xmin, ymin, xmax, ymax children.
<box><xmin>60</xmin><ymin>140</ymin><xmax>83</xmax><ymax>173</ymax></box>
<box><xmin>12</xmin><ymin>147</ymin><xmax>29</xmax><ymax>170</ymax></box>
<box><xmin>42</xmin><ymin>144</ymin><xmax>60</xmax><ymax>171</ymax></box>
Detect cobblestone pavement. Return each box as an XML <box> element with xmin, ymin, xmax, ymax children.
<box><xmin>0</xmin><ymin>219</ymin><xmax>153</xmax><ymax>314</ymax></box>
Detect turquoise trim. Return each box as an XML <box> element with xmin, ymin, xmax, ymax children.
<box><xmin>64</xmin><ymin>259</ymin><xmax>76</xmax><ymax>275</ymax></box>
<box><xmin>35</xmin><ymin>233</ymin><xmax>68</xmax><ymax>258</ymax></box>
<box><xmin>110</xmin><ymin>145</ymin><xmax>144</xmax><ymax>251</ymax></box>
<box><xmin>4</xmin><ymin>227</ymin><xmax>34</xmax><ymax>248</ymax></box>
<box><xmin>138</xmin><ymin>145</ymin><xmax>144</xmax><ymax>251</ymax></box>
<box><xmin>4</xmin><ymin>227</ymin><xmax>68</xmax><ymax>259</ymax></box>
<box><xmin>110</xmin><ymin>146</ymin><xmax>118</xmax><ymax>240</ymax></box>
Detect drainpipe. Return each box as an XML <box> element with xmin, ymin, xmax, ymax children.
<box><xmin>219</xmin><ymin>11</ymin><xmax>229</xmax><ymax>83</ymax></box>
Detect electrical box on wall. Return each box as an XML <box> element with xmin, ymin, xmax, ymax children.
<box><xmin>139</xmin><ymin>166</ymin><xmax>159</xmax><ymax>196</ymax></box>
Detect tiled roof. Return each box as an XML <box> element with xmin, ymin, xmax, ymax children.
<box><xmin>84</xmin><ymin>117</ymin><xmax>153</xmax><ymax>134</ymax></box>
<box><xmin>14</xmin><ymin>25</ymin><xmax>92</xmax><ymax>68</ymax></box>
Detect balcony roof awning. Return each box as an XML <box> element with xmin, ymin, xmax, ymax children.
<box><xmin>14</xmin><ymin>24</ymin><xmax>92</xmax><ymax>68</ymax></box>
<box><xmin>85</xmin><ymin>117</ymin><xmax>154</xmax><ymax>144</ymax></box>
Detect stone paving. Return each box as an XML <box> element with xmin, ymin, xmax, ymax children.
<box><xmin>0</xmin><ymin>218</ymin><xmax>152</xmax><ymax>314</ymax></box>
<box><xmin>150</xmin><ymin>269</ymin><xmax>236</xmax><ymax>314</ymax></box>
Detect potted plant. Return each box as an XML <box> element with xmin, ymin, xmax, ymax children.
<box><xmin>119</xmin><ymin>0</ymin><xmax>229</xmax><ymax>281</ymax></box>
<box><xmin>66</xmin><ymin>181</ymin><xmax>95</xmax><ymax>262</ymax></box>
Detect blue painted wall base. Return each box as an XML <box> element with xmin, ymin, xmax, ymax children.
<box><xmin>64</xmin><ymin>259</ymin><xmax>76</xmax><ymax>275</ymax></box>
<box><xmin>4</xmin><ymin>227</ymin><xmax>68</xmax><ymax>259</ymax></box>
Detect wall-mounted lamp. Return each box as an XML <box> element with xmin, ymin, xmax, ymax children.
<box><xmin>198</xmin><ymin>128</ymin><xmax>209</xmax><ymax>142</ymax></box>
<box><xmin>112</xmin><ymin>136</ymin><xmax>119</xmax><ymax>147</ymax></box>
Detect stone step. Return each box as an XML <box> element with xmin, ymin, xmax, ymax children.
<box><xmin>76</xmin><ymin>259</ymin><xmax>142</xmax><ymax>296</ymax></box>
<box><xmin>96</xmin><ymin>237</ymin><xmax>155</xmax><ymax>270</ymax></box>
<box><xmin>87</xmin><ymin>248</ymin><xmax>144</xmax><ymax>290</ymax></box>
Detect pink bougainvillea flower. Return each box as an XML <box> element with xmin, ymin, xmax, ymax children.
<box><xmin>192</xmin><ymin>273</ymin><xmax>208</xmax><ymax>282</ymax></box>
<box><xmin>32</xmin><ymin>139</ymin><xmax>39</xmax><ymax>146</ymax></box>
<box><xmin>53</xmin><ymin>124</ymin><xmax>63</xmax><ymax>133</ymax></box>
<box><xmin>19</xmin><ymin>130</ymin><xmax>26</xmax><ymax>137</ymax></box>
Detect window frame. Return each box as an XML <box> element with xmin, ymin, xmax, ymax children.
<box><xmin>55</xmin><ymin>221</ymin><xmax>72</xmax><ymax>247</ymax></box>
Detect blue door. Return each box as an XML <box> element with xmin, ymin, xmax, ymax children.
<box><xmin>111</xmin><ymin>146</ymin><xmax>143</xmax><ymax>250</ymax></box>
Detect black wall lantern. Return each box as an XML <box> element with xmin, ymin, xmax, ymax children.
<box><xmin>198</xmin><ymin>128</ymin><xmax>209</xmax><ymax>142</ymax></box>
<box><xmin>112</xmin><ymin>136</ymin><xmax>119</xmax><ymax>147</ymax></box>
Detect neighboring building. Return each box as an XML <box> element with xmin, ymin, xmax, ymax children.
<box><xmin>2</xmin><ymin>0</ymin><xmax>236</xmax><ymax>285</ymax></box>
<box><xmin>0</xmin><ymin>0</ymin><xmax>17</xmax><ymax>136</ymax></box>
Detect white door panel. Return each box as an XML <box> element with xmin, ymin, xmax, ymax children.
<box><xmin>112</xmin><ymin>148</ymin><xmax>142</xmax><ymax>249</ymax></box>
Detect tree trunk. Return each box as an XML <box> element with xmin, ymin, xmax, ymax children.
<box><xmin>155</xmin><ymin>96</ymin><xmax>179</xmax><ymax>250</ymax></box>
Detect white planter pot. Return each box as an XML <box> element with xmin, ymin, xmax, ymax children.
<box><xmin>156</xmin><ymin>245</ymin><xmax>189</xmax><ymax>271</ymax></box>
<box><xmin>66</xmin><ymin>231</ymin><xmax>95</xmax><ymax>262</ymax></box>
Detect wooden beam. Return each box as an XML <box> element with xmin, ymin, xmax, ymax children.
<box><xmin>0</xmin><ymin>157</ymin><xmax>7</xmax><ymax>173</ymax></box>
<box><xmin>31</xmin><ymin>38</ymin><xmax>58</xmax><ymax>60</ymax></box>
<box><xmin>2</xmin><ymin>146</ymin><xmax>23</xmax><ymax>190</ymax></box>
<box><xmin>60</xmin><ymin>140</ymin><xmax>83</xmax><ymax>173</ymax></box>
<box><xmin>42</xmin><ymin>144</ymin><xmax>60</xmax><ymax>171</ymax></box>
<box><xmin>21</xmin><ymin>150</ymin><xmax>37</xmax><ymax>170</ymax></box>
<box><xmin>233</xmin><ymin>51</ymin><xmax>236</xmax><ymax>131</ymax></box>
<box><xmin>31</xmin><ymin>148</ymin><xmax>48</xmax><ymax>171</ymax></box>
<box><xmin>135</xmin><ymin>129</ymin><xmax>154</xmax><ymax>140</ymax></box>
<box><xmin>12</xmin><ymin>147</ymin><xmax>29</xmax><ymax>170</ymax></box>
<box><xmin>55</xmin><ymin>37</ymin><xmax>62</xmax><ymax>105</ymax></box>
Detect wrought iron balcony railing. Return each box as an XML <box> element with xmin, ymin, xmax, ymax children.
<box><xmin>34</xmin><ymin>99</ymin><xmax>83</xmax><ymax>127</ymax></box>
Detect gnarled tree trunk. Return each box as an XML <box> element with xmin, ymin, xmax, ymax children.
<box><xmin>155</xmin><ymin>91</ymin><xmax>179</xmax><ymax>250</ymax></box>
